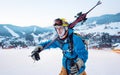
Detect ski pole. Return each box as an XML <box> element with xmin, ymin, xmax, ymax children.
<box><xmin>69</xmin><ymin>0</ymin><xmax>102</xmax><ymax>28</ymax></box>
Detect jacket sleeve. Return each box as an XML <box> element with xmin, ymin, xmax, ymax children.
<box><xmin>74</xmin><ymin>35</ymin><xmax>88</xmax><ymax>63</ymax></box>
<box><xmin>38</xmin><ymin>40</ymin><xmax>60</xmax><ymax>50</ymax></box>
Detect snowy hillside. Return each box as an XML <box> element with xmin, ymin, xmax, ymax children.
<box><xmin>85</xmin><ymin>13</ymin><xmax>120</xmax><ymax>25</ymax></box>
<box><xmin>0</xmin><ymin>25</ymin><xmax>54</xmax><ymax>49</ymax></box>
<box><xmin>0</xmin><ymin>48</ymin><xmax>120</xmax><ymax>75</ymax></box>
<box><xmin>74</xmin><ymin>22</ymin><xmax>120</xmax><ymax>49</ymax></box>
<box><xmin>3</xmin><ymin>25</ymin><xmax>20</xmax><ymax>37</ymax></box>
<box><xmin>74</xmin><ymin>22</ymin><xmax>120</xmax><ymax>35</ymax></box>
<box><xmin>0</xmin><ymin>24</ymin><xmax>53</xmax><ymax>37</ymax></box>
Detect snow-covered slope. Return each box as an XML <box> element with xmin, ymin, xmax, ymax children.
<box><xmin>3</xmin><ymin>26</ymin><xmax>20</xmax><ymax>37</ymax></box>
<box><xmin>0</xmin><ymin>48</ymin><xmax>120</xmax><ymax>75</ymax></box>
<box><xmin>75</xmin><ymin>22</ymin><xmax>120</xmax><ymax>35</ymax></box>
<box><xmin>0</xmin><ymin>24</ymin><xmax>53</xmax><ymax>37</ymax></box>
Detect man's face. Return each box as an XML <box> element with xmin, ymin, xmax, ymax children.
<box><xmin>54</xmin><ymin>26</ymin><xmax>66</xmax><ymax>38</ymax></box>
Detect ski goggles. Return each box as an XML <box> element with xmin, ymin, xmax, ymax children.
<box><xmin>54</xmin><ymin>23</ymin><xmax>63</xmax><ymax>26</ymax></box>
<box><xmin>54</xmin><ymin>26</ymin><xmax>64</xmax><ymax>29</ymax></box>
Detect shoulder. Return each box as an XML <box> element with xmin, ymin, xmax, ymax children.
<box><xmin>73</xmin><ymin>33</ymin><xmax>82</xmax><ymax>41</ymax></box>
<box><xmin>73</xmin><ymin>33</ymin><xmax>88</xmax><ymax>46</ymax></box>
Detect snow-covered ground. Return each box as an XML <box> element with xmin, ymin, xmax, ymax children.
<box><xmin>0</xmin><ymin>47</ymin><xmax>120</xmax><ymax>75</ymax></box>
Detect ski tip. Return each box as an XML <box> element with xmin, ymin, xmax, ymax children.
<box><xmin>97</xmin><ymin>0</ymin><xmax>102</xmax><ymax>5</ymax></box>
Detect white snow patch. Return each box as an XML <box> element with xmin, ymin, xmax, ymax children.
<box><xmin>21</xmin><ymin>31</ymin><xmax>25</xmax><ymax>35</ymax></box>
<box><xmin>3</xmin><ymin>26</ymin><xmax>19</xmax><ymax>37</ymax></box>
<box><xmin>31</xmin><ymin>33</ymin><xmax>39</xmax><ymax>43</ymax></box>
<box><xmin>33</xmin><ymin>27</ymin><xmax>37</xmax><ymax>32</ymax></box>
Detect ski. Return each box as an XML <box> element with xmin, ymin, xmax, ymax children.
<box><xmin>69</xmin><ymin>0</ymin><xmax>102</xmax><ymax>28</ymax></box>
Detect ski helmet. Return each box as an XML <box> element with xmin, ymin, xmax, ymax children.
<box><xmin>54</xmin><ymin>18</ymin><xmax>69</xmax><ymax>27</ymax></box>
<box><xmin>54</xmin><ymin>18</ymin><xmax>69</xmax><ymax>39</ymax></box>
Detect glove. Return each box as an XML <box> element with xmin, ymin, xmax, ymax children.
<box><xmin>70</xmin><ymin>58</ymin><xmax>84</xmax><ymax>74</ymax></box>
<box><xmin>31</xmin><ymin>46</ymin><xmax>43</xmax><ymax>61</ymax></box>
<box><xmin>70</xmin><ymin>63</ymin><xmax>78</xmax><ymax>74</ymax></box>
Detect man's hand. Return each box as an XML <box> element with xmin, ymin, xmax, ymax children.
<box><xmin>70</xmin><ymin>58</ymin><xmax>84</xmax><ymax>74</ymax></box>
<box><xmin>70</xmin><ymin>63</ymin><xmax>79</xmax><ymax>74</ymax></box>
<box><xmin>31</xmin><ymin>46</ymin><xmax>43</xmax><ymax>61</ymax></box>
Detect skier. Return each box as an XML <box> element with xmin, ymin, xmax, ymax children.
<box><xmin>31</xmin><ymin>18</ymin><xmax>88</xmax><ymax>75</ymax></box>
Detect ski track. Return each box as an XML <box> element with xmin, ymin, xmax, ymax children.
<box><xmin>0</xmin><ymin>48</ymin><xmax>120</xmax><ymax>75</ymax></box>
<box><xmin>3</xmin><ymin>26</ymin><xmax>19</xmax><ymax>37</ymax></box>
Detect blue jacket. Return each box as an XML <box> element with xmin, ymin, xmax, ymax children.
<box><xmin>39</xmin><ymin>29</ymin><xmax>88</xmax><ymax>74</ymax></box>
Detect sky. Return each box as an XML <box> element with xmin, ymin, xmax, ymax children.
<box><xmin>0</xmin><ymin>0</ymin><xmax>120</xmax><ymax>27</ymax></box>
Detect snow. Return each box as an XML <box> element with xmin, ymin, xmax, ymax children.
<box><xmin>21</xmin><ymin>31</ymin><xmax>25</xmax><ymax>35</ymax></box>
<box><xmin>31</xmin><ymin>33</ymin><xmax>39</xmax><ymax>43</ymax></box>
<box><xmin>86</xmin><ymin>49</ymin><xmax>120</xmax><ymax>75</ymax></box>
<box><xmin>75</xmin><ymin>22</ymin><xmax>120</xmax><ymax>35</ymax></box>
<box><xmin>33</xmin><ymin>27</ymin><xmax>37</xmax><ymax>32</ymax></box>
<box><xmin>3</xmin><ymin>26</ymin><xmax>19</xmax><ymax>37</ymax></box>
<box><xmin>0</xmin><ymin>48</ymin><xmax>120</xmax><ymax>75</ymax></box>
<box><xmin>0</xmin><ymin>37</ymin><xmax>5</xmax><ymax>42</ymax></box>
<box><xmin>114</xmin><ymin>43</ymin><xmax>120</xmax><ymax>49</ymax></box>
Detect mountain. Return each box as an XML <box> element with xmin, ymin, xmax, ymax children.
<box><xmin>0</xmin><ymin>24</ymin><xmax>55</xmax><ymax>48</ymax></box>
<box><xmin>85</xmin><ymin>13</ymin><xmax>120</xmax><ymax>24</ymax></box>
<box><xmin>0</xmin><ymin>24</ymin><xmax>53</xmax><ymax>37</ymax></box>
<box><xmin>75</xmin><ymin>13</ymin><xmax>120</xmax><ymax>36</ymax></box>
<box><xmin>74</xmin><ymin>18</ymin><xmax>120</xmax><ymax>49</ymax></box>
